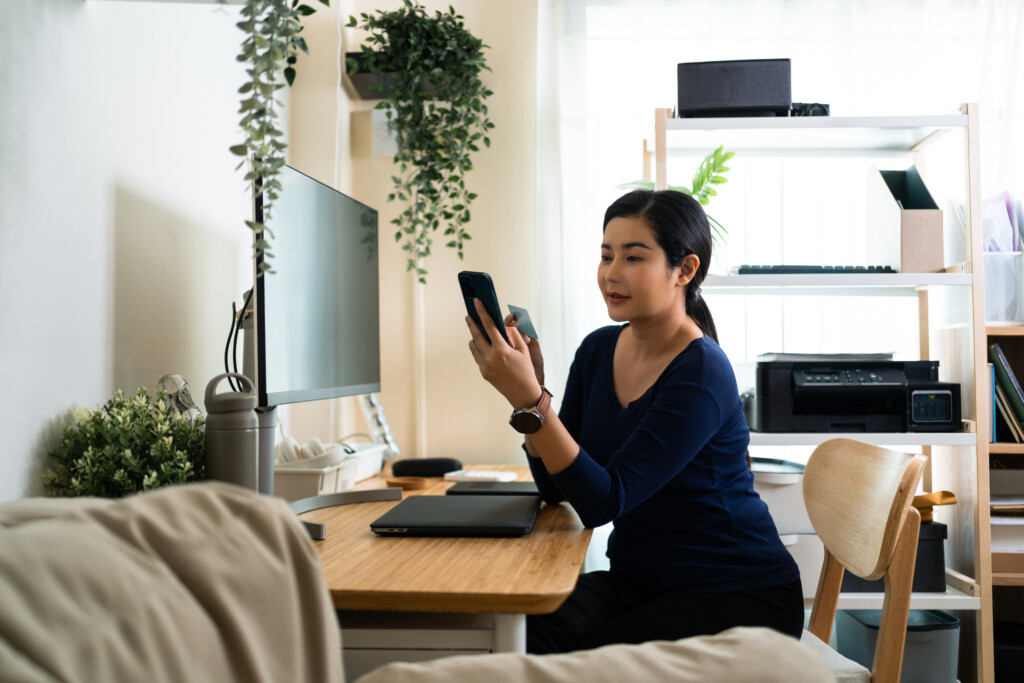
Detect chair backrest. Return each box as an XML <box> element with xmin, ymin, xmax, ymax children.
<box><xmin>802</xmin><ymin>438</ymin><xmax>927</xmax><ymax>682</ymax></box>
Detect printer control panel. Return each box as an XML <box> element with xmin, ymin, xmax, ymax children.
<box><xmin>794</xmin><ymin>367</ymin><xmax>907</xmax><ymax>388</ymax></box>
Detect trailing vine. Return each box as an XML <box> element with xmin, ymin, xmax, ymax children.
<box><xmin>228</xmin><ymin>0</ymin><xmax>329</xmax><ymax>275</ymax></box>
<box><xmin>348</xmin><ymin>0</ymin><xmax>494</xmax><ymax>283</ymax></box>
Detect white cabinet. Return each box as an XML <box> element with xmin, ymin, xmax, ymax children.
<box><xmin>651</xmin><ymin>105</ymin><xmax>992</xmax><ymax>681</ymax></box>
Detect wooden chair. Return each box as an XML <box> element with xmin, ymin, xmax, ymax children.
<box><xmin>798</xmin><ymin>438</ymin><xmax>928</xmax><ymax>683</ymax></box>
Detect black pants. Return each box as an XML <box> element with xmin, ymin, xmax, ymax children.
<box><xmin>527</xmin><ymin>571</ymin><xmax>804</xmax><ymax>654</ymax></box>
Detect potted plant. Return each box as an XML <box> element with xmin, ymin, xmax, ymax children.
<box><xmin>347</xmin><ymin>0</ymin><xmax>495</xmax><ymax>283</ymax></box>
<box><xmin>43</xmin><ymin>388</ymin><xmax>205</xmax><ymax>498</ymax></box>
<box><xmin>229</xmin><ymin>0</ymin><xmax>330</xmax><ymax>275</ymax></box>
<box><xmin>619</xmin><ymin>145</ymin><xmax>734</xmax><ymax>245</ymax></box>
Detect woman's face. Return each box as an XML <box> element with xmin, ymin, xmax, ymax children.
<box><xmin>598</xmin><ymin>216</ymin><xmax>689</xmax><ymax>323</ymax></box>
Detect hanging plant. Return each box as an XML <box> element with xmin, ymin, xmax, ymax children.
<box><xmin>228</xmin><ymin>0</ymin><xmax>330</xmax><ymax>275</ymax></box>
<box><xmin>619</xmin><ymin>145</ymin><xmax>735</xmax><ymax>245</ymax></box>
<box><xmin>347</xmin><ymin>0</ymin><xmax>495</xmax><ymax>284</ymax></box>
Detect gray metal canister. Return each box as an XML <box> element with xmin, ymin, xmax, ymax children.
<box><xmin>204</xmin><ymin>373</ymin><xmax>259</xmax><ymax>491</ymax></box>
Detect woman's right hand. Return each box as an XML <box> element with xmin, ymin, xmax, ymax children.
<box><xmin>505</xmin><ymin>313</ymin><xmax>545</xmax><ymax>386</ymax></box>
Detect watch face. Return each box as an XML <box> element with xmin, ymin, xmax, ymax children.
<box><xmin>510</xmin><ymin>410</ymin><xmax>542</xmax><ymax>434</ymax></box>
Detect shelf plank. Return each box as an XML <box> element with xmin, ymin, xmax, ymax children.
<box><xmin>986</xmin><ymin>326</ymin><xmax>1024</xmax><ymax>336</ymax></box>
<box><xmin>664</xmin><ymin>113</ymin><xmax>967</xmax><ymax>155</ymax></box>
<box><xmin>989</xmin><ymin>444</ymin><xmax>1024</xmax><ymax>454</ymax></box>
<box><xmin>750</xmin><ymin>433</ymin><xmax>976</xmax><ymax>447</ymax></box>
<box><xmin>803</xmin><ymin>584</ymin><xmax>981</xmax><ymax>611</ymax></box>
<box><xmin>704</xmin><ymin>273</ymin><xmax>973</xmax><ymax>293</ymax></box>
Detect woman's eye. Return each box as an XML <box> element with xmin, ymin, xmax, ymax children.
<box><xmin>626</xmin><ymin>256</ymin><xmax>642</xmax><ymax>262</ymax></box>
<box><xmin>600</xmin><ymin>254</ymin><xmax>612</xmax><ymax>262</ymax></box>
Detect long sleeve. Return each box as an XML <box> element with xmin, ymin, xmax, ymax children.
<box><xmin>525</xmin><ymin>346</ymin><xmax>587</xmax><ymax>505</ymax></box>
<box><xmin>528</xmin><ymin>326</ymin><xmax>795</xmax><ymax>593</ymax></box>
<box><xmin>550</xmin><ymin>376</ymin><xmax>722</xmax><ymax>528</ymax></box>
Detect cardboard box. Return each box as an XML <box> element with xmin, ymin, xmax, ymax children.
<box><xmin>867</xmin><ymin>165</ymin><xmax>944</xmax><ymax>273</ymax></box>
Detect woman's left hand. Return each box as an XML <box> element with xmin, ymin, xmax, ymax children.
<box><xmin>466</xmin><ymin>299</ymin><xmax>542</xmax><ymax>409</ymax></box>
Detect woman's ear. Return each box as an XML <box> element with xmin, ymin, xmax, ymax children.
<box><xmin>678</xmin><ymin>254</ymin><xmax>700</xmax><ymax>286</ymax></box>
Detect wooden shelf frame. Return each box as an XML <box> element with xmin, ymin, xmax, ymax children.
<box><xmin>750</xmin><ymin>433</ymin><xmax>976</xmax><ymax>447</ymax></box>
<box><xmin>653</xmin><ymin>104</ymin><xmax>993</xmax><ymax>681</ymax></box>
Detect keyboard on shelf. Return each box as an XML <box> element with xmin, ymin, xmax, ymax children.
<box><xmin>735</xmin><ymin>265</ymin><xmax>897</xmax><ymax>274</ymax></box>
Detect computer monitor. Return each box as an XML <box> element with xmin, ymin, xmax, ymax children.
<box><xmin>253</xmin><ymin>165</ymin><xmax>380</xmax><ymax>408</ymax></box>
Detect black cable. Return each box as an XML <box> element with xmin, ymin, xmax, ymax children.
<box><xmin>232</xmin><ymin>289</ymin><xmax>254</xmax><ymax>387</ymax></box>
<box><xmin>224</xmin><ymin>301</ymin><xmax>239</xmax><ymax>392</ymax></box>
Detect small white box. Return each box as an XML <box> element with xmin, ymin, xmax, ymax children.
<box><xmin>349</xmin><ymin>442</ymin><xmax>386</xmax><ymax>481</ymax></box>
<box><xmin>780</xmin><ymin>533</ymin><xmax>824</xmax><ymax>599</ymax></box>
<box><xmin>274</xmin><ymin>442</ymin><xmax>386</xmax><ymax>501</ymax></box>
<box><xmin>752</xmin><ymin>458</ymin><xmax>813</xmax><ymax>534</ymax></box>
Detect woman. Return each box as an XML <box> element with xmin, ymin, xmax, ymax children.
<box><xmin>465</xmin><ymin>190</ymin><xmax>802</xmax><ymax>654</ymax></box>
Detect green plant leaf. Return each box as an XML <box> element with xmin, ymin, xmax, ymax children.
<box><xmin>351</xmin><ymin>0</ymin><xmax>492</xmax><ymax>283</ymax></box>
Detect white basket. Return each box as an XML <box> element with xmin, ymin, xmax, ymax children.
<box><xmin>273</xmin><ymin>442</ymin><xmax>386</xmax><ymax>501</ymax></box>
<box><xmin>984</xmin><ymin>252</ymin><xmax>1024</xmax><ymax>324</ymax></box>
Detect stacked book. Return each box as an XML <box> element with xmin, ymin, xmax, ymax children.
<box><xmin>989</xmin><ymin>342</ymin><xmax>1024</xmax><ymax>551</ymax></box>
<box><xmin>990</xmin><ymin>343</ymin><xmax>1024</xmax><ymax>443</ymax></box>
<box><xmin>991</xmin><ymin>465</ymin><xmax>1024</xmax><ymax>553</ymax></box>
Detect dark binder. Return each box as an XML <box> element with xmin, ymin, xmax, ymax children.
<box><xmin>995</xmin><ymin>385</ymin><xmax>1024</xmax><ymax>443</ymax></box>
<box><xmin>989</xmin><ymin>343</ymin><xmax>1024</xmax><ymax>425</ymax></box>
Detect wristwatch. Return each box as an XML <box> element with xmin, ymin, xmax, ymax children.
<box><xmin>509</xmin><ymin>387</ymin><xmax>553</xmax><ymax>434</ymax></box>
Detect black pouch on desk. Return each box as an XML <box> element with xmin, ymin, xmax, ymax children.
<box><xmin>370</xmin><ymin>495</ymin><xmax>541</xmax><ymax>537</ymax></box>
<box><xmin>391</xmin><ymin>457</ymin><xmax>462</xmax><ymax>477</ymax></box>
<box><xmin>446</xmin><ymin>481</ymin><xmax>540</xmax><ymax>496</ymax></box>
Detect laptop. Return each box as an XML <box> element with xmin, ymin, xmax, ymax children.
<box><xmin>445</xmin><ymin>480</ymin><xmax>540</xmax><ymax>496</ymax></box>
<box><xmin>370</xmin><ymin>494</ymin><xmax>542</xmax><ymax>537</ymax></box>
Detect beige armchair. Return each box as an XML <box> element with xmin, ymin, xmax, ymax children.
<box><xmin>0</xmin><ymin>482</ymin><xmax>833</xmax><ymax>682</ymax></box>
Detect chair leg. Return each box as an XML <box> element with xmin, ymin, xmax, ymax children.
<box><xmin>807</xmin><ymin>549</ymin><xmax>845</xmax><ymax>644</ymax></box>
<box><xmin>872</xmin><ymin>507</ymin><xmax>921</xmax><ymax>683</ymax></box>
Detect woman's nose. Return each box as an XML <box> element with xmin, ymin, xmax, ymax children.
<box><xmin>605</xmin><ymin>259</ymin><xmax>621</xmax><ymax>281</ymax></box>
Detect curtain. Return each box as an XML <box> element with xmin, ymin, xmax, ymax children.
<box><xmin>536</xmin><ymin>0</ymin><xmax>1024</xmax><ymax>404</ymax></box>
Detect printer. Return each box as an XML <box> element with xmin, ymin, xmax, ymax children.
<box><xmin>750</xmin><ymin>359</ymin><xmax>961</xmax><ymax>433</ymax></box>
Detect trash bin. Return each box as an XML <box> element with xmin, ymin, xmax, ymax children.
<box><xmin>836</xmin><ymin>609</ymin><xmax>960</xmax><ymax>683</ymax></box>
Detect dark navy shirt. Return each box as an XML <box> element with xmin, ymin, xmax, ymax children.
<box><xmin>527</xmin><ymin>325</ymin><xmax>799</xmax><ymax>593</ymax></box>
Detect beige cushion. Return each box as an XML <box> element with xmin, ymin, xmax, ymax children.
<box><xmin>800</xmin><ymin>630</ymin><xmax>869</xmax><ymax>682</ymax></box>
<box><xmin>0</xmin><ymin>482</ymin><xmax>343</xmax><ymax>683</ymax></box>
<box><xmin>355</xmin><ymin>626</ymin><xmax>834</xmax><ymax>683</ymax></box>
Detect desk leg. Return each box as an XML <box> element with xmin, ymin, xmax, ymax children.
<box><xmin>492</xmin><ymin>613</ymin><xmax>526</xmax><ymax>653</ymax></box>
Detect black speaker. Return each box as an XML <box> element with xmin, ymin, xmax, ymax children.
<box><xmin>677</xmin><ymin>59</ymin><xmax>791</xmax><ymax>118</ymax></box>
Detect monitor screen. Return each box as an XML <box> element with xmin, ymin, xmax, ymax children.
<box><xmin>254</xmin><ymin>165</ymin><xmax>380</xmax><ymax>407</ymax></box>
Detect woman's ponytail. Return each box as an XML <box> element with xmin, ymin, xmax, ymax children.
<box><xmin>686</xmin><ymin>287</ymin><xmax>718</xmax><ymax>344</ymax></box>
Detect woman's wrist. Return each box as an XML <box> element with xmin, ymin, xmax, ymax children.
<box><xmin>510</xmin><ymin>384</ymin><xmax>544</xmax><ymax>411</ymax></box>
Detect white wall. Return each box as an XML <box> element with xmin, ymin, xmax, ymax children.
<box><xmin>0</xmin><ymin>0</ymin><xmax>252</xmax><ymax>501</ymax></box>
<box><xmin>315</xmin><ymin>0</ymin><xmax>539</xmax><ymax>465</ymax></box>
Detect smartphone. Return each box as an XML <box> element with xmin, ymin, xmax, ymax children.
<box><xmin>458</xmin><ymin>271</ymin><xmax>511</xmax><ymax>346</ymax></box>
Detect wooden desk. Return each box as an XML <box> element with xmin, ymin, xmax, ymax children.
<box><xmin>299</xmin><ymin>465</ymin><xmax>591</xmax><ymax>676</ymax></box>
